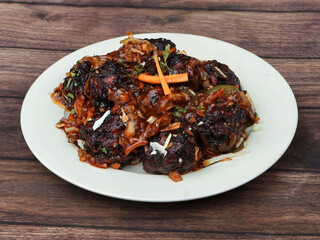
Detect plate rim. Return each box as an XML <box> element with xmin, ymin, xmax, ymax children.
<box><xmin>20</xmin><ymin>33</ymin><xmax>298</xmax><ymax>202</ymax></box>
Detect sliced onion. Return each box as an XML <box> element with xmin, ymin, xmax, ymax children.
<box><xmin>160</xmin><ymin>122</ymin><xmax>181</xmax><ymax>132</ymax></box>
<box><xmin>120</xmin><ymin>37</ymin><xmax>141</xmax><ymax>45</ymax></box>
<box><xmin>147</xmin><ymin>116</ymin><xmax>157</xmax><ymax>124</ymax></box>
<box><xmin>125</xmin><ymin>121</ymin><xmax>136</xmax><ymax>139</ymax></box>
<box><xmin>121</xmin><ymin>108</ymin><xmax>129</xmax><ymax>124</ymax></box>
<box><xmin>64</xmin><ymin>126</ymin><xmax>79</xmax><ymax>133</ymax></box>
<box><xmin>56</xmin><ymin>122</ymin><xmax>65</xmax><ymax>128</ymax></box>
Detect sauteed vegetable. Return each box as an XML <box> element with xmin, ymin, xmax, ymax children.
<box><xmin>51</xmin><ymin>33</ymin><xmax>259</xmax><ymax>181</ymax></box>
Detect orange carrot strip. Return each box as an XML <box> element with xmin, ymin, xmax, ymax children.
<box><xmin>207</xmin><ymin>88</ymin><xmax>224</xmax><ymax>102</ymax></box>
<box><xmin>154</xmin><ymin>53</ymin><xmax>171</xmax><ymax>95</ymax></box>
<box><xmin>160</xmin><ymin>122</ymin><xmax>181</xmax><ymax>132</ymax></box>
<box><xmin>169</xmin><ymin>171</ymin><xmax>183</xmax><ymax>182</ymax></box>
<box><xmin>138</xmin><ymin>73</ymin><xmax>188</xmax><ymax>84</ymax></box>
<box><xmin>111</xmin><ymin>163</ymin><xmax>121</xmax><ymax>169</ymax></box>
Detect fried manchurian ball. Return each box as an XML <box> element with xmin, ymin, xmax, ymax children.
<box><xmin>141</xmin><ymin>128</ymin><xmax>198</xmax><ymax>174</ymax></box>
<box><xmin>79</xmin><ymin>113</ymin><xmax>133</xmax><ymax>166</ymax></box>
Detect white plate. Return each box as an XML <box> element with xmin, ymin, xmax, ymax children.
<box><xmin>21</xmin><ymin>33</ymin><xmax>298</xmax><ymax>202</ymax></box>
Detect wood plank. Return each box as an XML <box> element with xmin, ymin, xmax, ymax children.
<box><xmin>1</xmin><ymin>100</ymin><xmax>319</xmax><ymax>171</ymax></box>
<box><xmin>0</xmin><ymin>98</ymin><xmax>34</xmax><ymax>159</ymax></box>
<box><xmin>0</xmin><ymin>4</ymin><xmax>319</xmax><ymax>58</ymax></box>
<box><xmin>0</xmin><ymin>48</ymin><xmax>319</xmax><ymax>109</ymax></box>
<box><xmin>1</xmin><ymin>0</ymin><xmax>320</xmax><ymax>12</ymax></box>
<box><xmin>0</xmin><ymin>159</ymin><xmax>319</xmax><ymax>235</ymax></box>
<box><xmin>269</xmin><ymin>59</ymin><xmax>320</xmax><ymax>109</ymax></box>
<box><xmin>271</xmin><ymin>109</ymin><xmax>320</xmax><ymax>171</ymax></box>
<box><xmin>0</xmin><ymin>49</ymin><xmax>68</xmax><ymax>98</ymax></box>
<box><xmin>0</xmin><ymin>225</ymin><xmax>319</xmax><ymax>240</ymax></box>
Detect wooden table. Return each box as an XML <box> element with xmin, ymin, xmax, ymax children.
<box><xmin>1</xmin><ymin>1</ymin><xmax>319</xmax><ymax>239</ymax></box>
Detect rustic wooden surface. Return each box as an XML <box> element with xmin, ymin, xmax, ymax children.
<box><xmin>0</xmin><ymin>0</ymin><xmax>319</xmax><ymax>239</ymax></box>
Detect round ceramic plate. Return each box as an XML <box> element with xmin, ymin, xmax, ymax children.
<box><xmin>21</xmin><ymin>33</ymin><xmax>298</xmax><ymax>202</ymax></box>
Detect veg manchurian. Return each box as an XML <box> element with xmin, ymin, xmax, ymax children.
<box><xmin>51</xmin><ymin>33</ymin><xmax>258</xmax><ymax>181</ymax></box>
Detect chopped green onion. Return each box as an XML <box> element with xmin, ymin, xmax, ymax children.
<box><xmin>65</xmin><ymin>78</ymin><xmax>72</xmax><ymax>89</ymax></box>
<box><xmin>172</xmin><ymin>111</ymin><xmax>181</xmax><ymax>118</ymax></box>
<box><xmin>197</xmin><ymin>105</ymin><xmax>204</xmax><ymax>110</ymax></box>
<box><xmin>67</xmin><ymin>93</ymin><xmax>74</xmax><ymax>99</ymax></box>
<box><xmin>204</xmin><ymin>85</ymin><xmax>238</xmax><ymax>95</ymax></box>
<box><xmin>102</xmin><ymin>147</ymin><xmax>108</xmax><ymax>155</ymax></box>
<box><xmin>163</xmin><ymin>44</ymin><xmax>171</xmax><ymax>63</ymax></box>
<box><xmin>71</xmin><ymin>72</ymin><xmax>76</xmax><ymax>77</ymax></box>
<box><xmin>135</xmin><ymin>64</ymin><xmax>143</xmax><ymax>75</ymax></box>
<box><xmin>74</xmin><ymin>82</ymin><xmax>78</xmax><ymax>86</ymax></box>
<box><xmin>152</xmin><ymin>55</ymin><xmax>160</xmax><ymax>61</ymax></box>
<box><xmin>175</xmin><ymin>106</ymin><xmax>187</xmax><ymax>113</ymax></box>
<box><xmin>172</xmin><ymin>106</ymin><xmax>187</xmax><ymax>117</ymax></box>
<box><xmin>70</xmin><ymin>109</ymin><xmax>75</xmax><ymax>114</ymax></box>
<box><xmin>152</xmin><ymin>56</ymin><xmax>161</xmax><ymax>61</ymax></box>
<box><xmin>160</xmin><ymin>61</ymin><xmax>171</xmax><ymax>73</ymax></box>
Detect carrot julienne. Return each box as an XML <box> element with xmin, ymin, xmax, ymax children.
<box><xmin>153</xmin><ymin>53</ymin><xmax>171</xmax><ymax>95</ymax></box>
<box><xmin>138</xmin><ymin>73</ymin><xmax>188</xmax><ymax>84</ymax></box>
<box><xmin>209</xmin><ymin>88</ymin><xmax>224</xmax><ymax>102</ymax></box>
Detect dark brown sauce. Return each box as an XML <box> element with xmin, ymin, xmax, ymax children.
<box><xmin>52</xmin><ymin>35</ymin><xmax>258</xmax><ymax>175</ymax></box>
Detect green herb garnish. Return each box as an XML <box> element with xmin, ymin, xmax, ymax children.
<box><xmin>172</xmin><ymin>111</ymin><xmax>181</xmax><ymax>118</ymax></box>
<box><xmin>135</xmin><ymin>64</ymin><xmax>143</xmax><ymax>75</ymax></box>
<box><xmin>102</xmin><ymin>147</ymin><xmax>108</xmax><ymax>155</ymax></box>
<box><xmin>70</xmin><ymin>109</ymin><xmax>75</xmax><ymax>114</ymax></box>
<box><xmin>67</xmin><ymin>93</ymin><xmax>74</xmax><ymax>104</ymax></box>
<box><xmin>159</xmin><ymin>44</ymin><xmax>172</xmax><ymax>73</ymax></box>
<box><xmin>152</xmin><ymin>55</ymin><xmax>161</xmax><ymax>61</ymax></box>
<box><xmin>175</xmin><ymin>106</ymin><xmax>187</xmax><ymax>113</ymax></box>
<box><xmin>163</xmin><ymin>44</ymin><xmax>171</xmax><ymax>63</ymax></box>
<box><xmin>65</xmin><ymin>67</ymin><xmax>80</xmax><ymax>90</ymax></box>
<box><xmin>172</xmin><ymin>106</ymin><xmax>187</xmax><ymax>117</ymax></box>
<box><xmin>160</xmin><ymin>61</ymin><xmax>171</xmax><ymax>73</ymax></box>
<box><xmin>70</xmin><ymin>67</ymin><xmax>80</xmax><ymax>78</ymax></box>
<box><xmin>67</xmin><ymin>93</ymin><xmax>74</xmax><ymax>99</ymax></box>
<box><xmin>65</xmin><ymin>78</ymin><xmax>72</xmax><ymax>89</ymax></box>
<box><xmin>197</xmin><ymin>105</ymin><xmax>204</xmax><ymax>110</ymax></box>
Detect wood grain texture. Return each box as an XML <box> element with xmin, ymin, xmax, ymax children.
<box><xmin>0</xmin><ymin>160</ymin><xmax>319</xmax><ymax>235</ymax></box>
<box><xmin>1</xmin><ymin>225</ymin><xmax>319</xmax><ymax>240</ymax></box>
<box><xmin>0</xmin><ymin>98</ymin><xmax>34</xmax><ymax>159</ymax></box>
<box><xmin>1</xmin><ymin>0</ymin><xmax>320</xmax><ymax>12</ymax></box>
<box><xmin>0</xmin><ymin>1</ymin><xmax>319</xmax><ymax>239</ymax></box>
<box><xmin>0</xmin><ymin>3</ymin><xmax>319</xmax><ymax>58</ymax></box>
